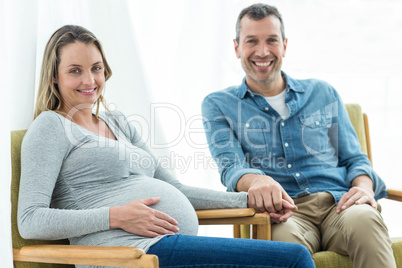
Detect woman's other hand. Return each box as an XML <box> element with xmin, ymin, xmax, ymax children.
<box><xmin>109</xmin><ymin>197</ymin><xmax>179</xmax><ymax>237</ymax></box>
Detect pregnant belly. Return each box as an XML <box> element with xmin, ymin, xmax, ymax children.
<box><xmin>117</xmin><ymin>176</ymin><xmax>199</xmax><ymax>236</ymax></box>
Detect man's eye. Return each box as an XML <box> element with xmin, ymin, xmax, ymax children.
<box><xmin>246</xmin><ymin>40</ymin><xmax>256</xmax><ymax>43</ymax></box>
<box><xmin>268</xmin><ymin>39</ymin><xmax>278</xmax><ymax>43</ymax></box>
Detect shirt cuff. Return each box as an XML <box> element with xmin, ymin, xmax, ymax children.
<box><xmin>346</xmin><ymin>168</ymin><xmax>373</xmax><ymax>187</ymax></box>
<box><xmin>227</xmin><ymin>168</ymin><xmax>266</xmax><ymax>192</ymax></box>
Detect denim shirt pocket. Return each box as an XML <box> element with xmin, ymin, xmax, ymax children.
<box><xmin>235</xmin><ymin>120</ymin><xmax>270</xmax><ymax>160</ymax></box>
<box><xmin>299</xmin><ymin>113</ymin><xmax>332</xmax><ymax>154</ymax></box>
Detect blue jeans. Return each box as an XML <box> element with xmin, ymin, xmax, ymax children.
<box><xmin>147</xmin><ymin>235</ymin><xmax>314</xmax><ymax>268</ymax></box>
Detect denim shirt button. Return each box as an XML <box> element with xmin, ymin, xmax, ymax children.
<box><xmin>315</xmin><ymin>121</ymin><xmax>320</xmax><ymax>125</ymax></box>
<box><xmin>281</xmin><ymin>122</ymin><xmax>285</xmax><ymax>127</ymax></box>
<box><xmin>245</xmin><ymin>123</ymin><xmax>250</xmax><ymax>128</ymax></box>
<box><xmin>287</xmin><ymin>164</ymin><xmax>292</xmax><ymax>168</ymax></box>
<box><xmin>284</xmin><ymin>143</ymin><xmax>289</xmax><ymax>147</ymax></box>
<box><xmin>296</xmin><ymin>173</ymin><xmax>300</xmax><ymax>177</ymax></box>
<box><xmin>264</xmin><ymin>107</ymin><xmax>269</xmax><ymax>111</ymax></box>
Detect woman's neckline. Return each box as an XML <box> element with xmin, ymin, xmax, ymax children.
<box><xmin>52</xmin><ymin>110</ymin><xmax>118</xmax><ymax>141</ymax></box>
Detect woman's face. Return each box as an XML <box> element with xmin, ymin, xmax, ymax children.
<box><xmin>56</xmin><ymin>41</ymin><xmax>105</xmax><ymax>113</ymax></box>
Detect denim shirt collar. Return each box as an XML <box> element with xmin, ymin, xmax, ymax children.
<box><xmin>238</xmin><ymin>71</ymin><xmax>305</xmax><ymax>99</ymax></box>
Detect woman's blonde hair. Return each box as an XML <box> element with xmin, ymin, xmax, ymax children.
<box><xmin>34</xmin><ymin>25</ymin><xmax>112</xmax><ymax>119</ymax></box>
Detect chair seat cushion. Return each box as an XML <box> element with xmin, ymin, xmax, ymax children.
<box><xmin>313</xmin><ymin>237</ymin><xmax>402</xmax><ymax>268</ymax></box>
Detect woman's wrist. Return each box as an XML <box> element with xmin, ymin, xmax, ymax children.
<box><xmin>109</xmin><ymin>206</ymin><xmax>121</xmax><ymax>229</ymax></box>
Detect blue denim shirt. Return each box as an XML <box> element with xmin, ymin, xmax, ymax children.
<box><xmin>202</xmin><ymin>72</ymin><xmax>387</xmax><ymax>203</ymax></box>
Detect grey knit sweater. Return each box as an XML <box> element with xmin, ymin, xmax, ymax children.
<box><xmin>18</xmin><ymin>110</ymin><xmax>248</xmax><ymax>254</ymax></box>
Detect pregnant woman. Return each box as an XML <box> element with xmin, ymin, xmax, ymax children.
<box><xmin>18</xmin><ymin>25</ymin><xmax>314</xmax><ymax>268</ymax></box>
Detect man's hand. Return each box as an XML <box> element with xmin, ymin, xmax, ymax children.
<box><xmin>109</xmin><ymin>197</ymin><xmax>179</xmax><ymax>237</ymax></box>
<box><xmin>239</xmin><ymin>174</ymin><xmax>297</xmax><ymax>223</ymax></box>
<box><xmin>336</xmin><ymin>175</ymin><xmax>377</xmax><ymax>214</ymax></box>
<box><xmin>267</xmin><ymin>199</ymin><xmax>297</xmax><ymax>224</ymax></box>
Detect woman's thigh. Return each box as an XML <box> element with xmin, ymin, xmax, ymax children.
<box><xmin>147</xmin><ymin>234</ymin><xmax>314</xmax><ymax>268</ymax></box>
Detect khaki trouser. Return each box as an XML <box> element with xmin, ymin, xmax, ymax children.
<box><xmin>271</xmin><ymin>192</ymin><xmax>396</xmax><ymax>268</ymax></box>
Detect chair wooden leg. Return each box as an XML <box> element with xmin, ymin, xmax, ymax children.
<box><xmin>233</xmin><ymin>225</ymin><xmax>240</xmax><ymax>238</ymax></box>
<box><xmin>252</xmin><ymin>225</ymin><xmax>257</xmax><ymax>239</ymax></box>
<box><xmin>256</xmin><ymin>224</ymin><xmax>271</xmax><ymax>240</ymax></box>
<box><xmin>251</xmin><ymin>224</ymin><xmax>271</xmax><ymax>240</ymax></box>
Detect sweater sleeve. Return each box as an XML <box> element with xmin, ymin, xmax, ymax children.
<box><xmin>113</xmin><ymin>111</ymin><xmax>249</xmax><ymax>210</ymax></box>
<box><xmin>17</xmin><ymin>112</ymin><xmax>110</xmax><ymax>240</ymax></box>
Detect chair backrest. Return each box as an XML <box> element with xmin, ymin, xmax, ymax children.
<box><xmin>11</xmin><ymin>130</ymin><xmax>73</xmax><ymax>268</ymax></box>
<box><xmin>344</xmin><ymin>104</ymin><xmax>372</xmax><ymax>164</ymax></box>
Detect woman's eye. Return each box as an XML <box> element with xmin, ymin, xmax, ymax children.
<box><xmin>70</xmin><ymin>69</ymin><xmax>79</xmax><ymax>74</ymax></box>
<box><xmin>93</xmin><ymin>66</ymin><xmax>102</xmax><ymax>71</ymax></box>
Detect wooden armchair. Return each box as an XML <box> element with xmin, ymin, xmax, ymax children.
<box><xmin>11</xmin><ymin>130</ymin><xmax>270</xmax><ymax>268</ymax></box>
<box><xmin>312</xmin><ymin>104</ymin><xmax>402</xmax><ymax>267</ymax></box>
<box><xmin>232</xmin><ymin>104</ymin><xmax>402</xmax><ymax>267</ymax></box>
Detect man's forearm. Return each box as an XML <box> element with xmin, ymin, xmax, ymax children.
<box><xmin>351</xmin><ymin>175</ymin><xmax>374</xmax><ymax>191</ymax></box>
<box><xmin>236</xmin><ymin>173</ymin><xmax>274</xmax><ymax>192</ymax></box>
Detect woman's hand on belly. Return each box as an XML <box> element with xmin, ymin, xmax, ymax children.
<box><xmin>109</xmin><ymin>197</ymin><xmax>180</xmax><ymax>237</ymax></box>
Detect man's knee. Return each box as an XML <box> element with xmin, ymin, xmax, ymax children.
<box><xmin>341</xmin><ymin>204</ymin><xmax>385</xmax><ymax>230</ymax></box>
<box><xmin>339</xmin><ymin>204</ymin><xmax>390</xmax><ymax>246</ymax></box>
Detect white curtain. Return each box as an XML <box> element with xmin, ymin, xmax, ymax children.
<box><xmin>0</xmin><ymin>0</ymin><xmax>13</xmax><ymax>265</ymax></box>
<box><xmin>1</xmin><ymin>0</ymin><xmax>167</xmax><ymax>266</ymax></box>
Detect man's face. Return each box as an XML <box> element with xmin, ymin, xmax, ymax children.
<box><xmin>234</xmin><ymin>15</ymin><xmax>287</xmax><ymax>89</ymax></box>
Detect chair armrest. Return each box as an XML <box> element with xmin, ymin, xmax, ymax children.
<box><xmin>196</xmin><ymin>208</ymin><xmax>269</xmax><ymax>225</ymax></box>
<box><xmin>196</xmin><ymin>208</ymin><xmax>256</xmax><ymax>219</ymax></box>
<box><xmin>13</xmin><ymin>245</ymin><xmax>158</xmax><ymax>268</ymax></box>
<box><xmin>387</xmin><ymin>189</ymin><xmax>402</xmax><ymax>202</ymax></box>
<box><xmin>16</xmin><ymin>244</ymin><xmax>145</xmax><ymax>259</ymax></box>
<box><xmin>196</xmin><ymin>208</ymin><xmax>271</xmax><ymax>240</ymax></box>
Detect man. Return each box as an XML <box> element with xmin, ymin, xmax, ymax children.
<box><xmin>202</xmin><ymin>3</ymin><xmax>395</xmax><ymax>268</ymax></box>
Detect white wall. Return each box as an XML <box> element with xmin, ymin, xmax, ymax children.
<box><xmin>129</xmin><ymin>0</ymin><xmax>402</xmax><ymax>237</ymax></box>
